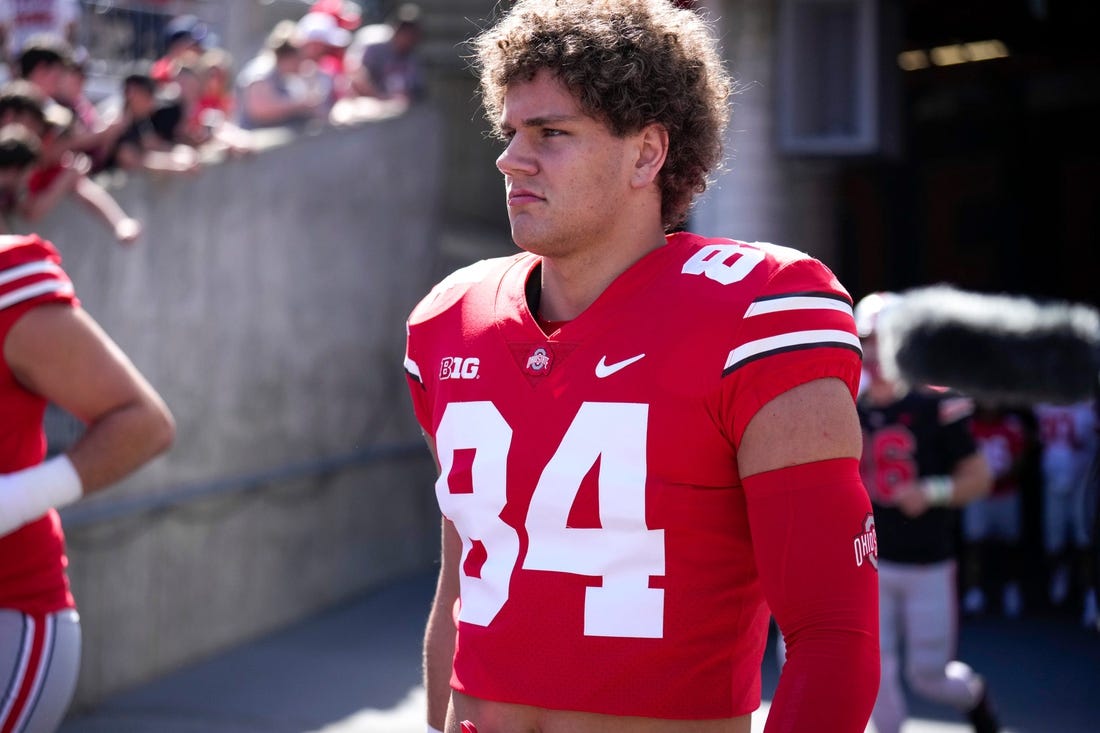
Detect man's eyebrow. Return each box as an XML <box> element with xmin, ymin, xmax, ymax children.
<box><xmin>500</xmin><ymin>114</ymin><xmax>583</xmax><ymax>129</ymax></box>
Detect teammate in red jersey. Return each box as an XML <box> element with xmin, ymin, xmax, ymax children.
<box><xmin>0</xmin><ymin>226</ymin><xmax>174</xmax><ymax>731</ymax></box>
<box><xmin>403</xmin><ymin>2</ymin><xmax>879</xmax><ymax>732</ymax></box>
<box><xmin>961</xmin><ymin>403</ymin><xmax>1031</xmax><ymax>618</ymax></box>
<box><xmin>854</xmin><ymin>292</ymin><xmax>1000</xmax><ymax>733</ymax></box>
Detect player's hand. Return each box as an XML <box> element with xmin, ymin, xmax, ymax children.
<box><xmin>892</xmin><ymin>482</ymin><xmax>931</xmax><ymax>517</ymax></box>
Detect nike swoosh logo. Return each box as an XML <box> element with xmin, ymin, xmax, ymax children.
<box><xmin>595</xmin><ymin>353</ymin><xmax>646</xmax><ymax>378</ymax></box>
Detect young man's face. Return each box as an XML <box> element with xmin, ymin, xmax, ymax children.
<box><xmin>495</xmin><ymin>69</ymin><xmax>645</xmax><ymax>258</ymax></box>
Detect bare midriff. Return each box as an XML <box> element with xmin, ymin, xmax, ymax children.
<box><xmin>451</xmin><ymin>692</ymin><xmax>754</xmax><ymax>733</ymax></box>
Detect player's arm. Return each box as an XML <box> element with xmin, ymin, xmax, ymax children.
<box><xmin>3</xmin><ymin>304</ymin><xmax>174</xmax><ymax>501</ymax></box>
<box><xmin>893</xmin><ymin>449</ymin><xmax>991</xmax><ymax>517</ymax></box>
<box><xmin>949</xmin><ymin>451</ymin><xmax>994</xmax><ymax>503</ymax></box>
<box><xmin>425</xmin><ymin>517</ymin><xmax>460</xmax><ymax>732</ymax></box>
<box><xmin>420</xmin><ymin>433</ymin><xmax>458</xmax><ymax>732</ymax></box>
<box><xmin>739</xmin><ymin>377</ymin><xmax>879</xmax><ymax>733</ymax></box>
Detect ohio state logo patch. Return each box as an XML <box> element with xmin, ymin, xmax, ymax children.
<box><xmin>853</xmin><ymin>513</ymin><xmax>878</xmax><ymax>570</ymax></box>
<box><xmin>524</xmin><ymin>345</ymin><xmax>553</xmax><ymax>376</ymax></box>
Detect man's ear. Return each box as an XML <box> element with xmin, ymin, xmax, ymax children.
<box><xmin>631</xmin><ymin>122</ymin><xmax>668</xmax><ymax>189</ymax></box>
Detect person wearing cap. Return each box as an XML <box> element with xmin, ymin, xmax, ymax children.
<box><xmin>854</xmin><ymin>292</ymin><xmax>1002</xmax><ymax>733</ymax></box>
<box><xmin>311</xmin><ymin>0</ymin><xmax>361</xmax><ymax>32</ymax></box>
<box><xmin>152</xmin><ymin>14</ymin><xmax>208</xmax><ymax>84</ymax></box>
<box><xmin>0</xmin><ymin>0</ymin><xmax>80</xmax><ymax>63</ymax></box>
<box><xmin>295</xmin><ymin>11</ymin><xmax>352</xmax><ymax>104</ymax></box>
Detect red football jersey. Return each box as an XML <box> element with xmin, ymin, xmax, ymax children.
<box><xmin>0</xmin><ymin>234</ymin><xmax>78</xmax><ymax>615</ymax></box>
<box><xmin>404</xmin><ymin>233</ymin><xmax>862</xmax><ymax>719</ymax></box>
<box><xmin>970</xmin><ymin>412</ymin><xmax>1028</xmax><ymax>497</ymax></box>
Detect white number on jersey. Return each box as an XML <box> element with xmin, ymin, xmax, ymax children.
<box><xmin>681</xmin><ymin>243</ymin><xmax>766</xmax><ymax>285</ymax></box>
<box><xmin>434</xmin><ymin>401</ymin><xmax>665</xmax><ymax>638</ymax></box>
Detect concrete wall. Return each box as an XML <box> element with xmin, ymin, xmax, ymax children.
<box><xmin>31</xmin><ymin>106</ymin><xmax>445</xmax><ymax>707</ymax></box>
<box><xmin>692</xmin><ymin>0</ymin><xmax>843</xmax><ymax>266</ymax></box>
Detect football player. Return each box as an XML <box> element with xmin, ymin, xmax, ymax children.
<box><xmin>404</xmin><ymin>2</ymin><xmax>879</xmax><ymax>732</ymax></box>
<box><xmin>1034</xmin><ymin>398</ymin><xmax>1098</xmax><ymax>625</ymax></box>
<box><xmin>0</xmin><ymin>134</ymin><xmax>174</xmax><ymax>731</ymax></box>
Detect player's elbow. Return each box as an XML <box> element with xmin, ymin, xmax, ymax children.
<box><xmin>137</xmin><ymin>394</ymin><xmax>176</xmax><ymax>460</ymax></box>
<box><xmin>150</xmin><ymin>402</ymin><xmax>176</xmax><ymax>457</ymax></box>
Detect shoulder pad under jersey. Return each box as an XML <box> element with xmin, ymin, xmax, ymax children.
<box><xmin>0</xmin><ymin>234</ymin><xmax>73</xmax><ymax>313</ymax></box>
<box><xmin>408</xmin><ymin>254</ymin><xmax>523</xmax><ymax>325</ymax></box>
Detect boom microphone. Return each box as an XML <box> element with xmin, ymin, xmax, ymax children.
<box><xmin>876</xmin><ymin>285</ymin><xmax>1100</xmax><ymax>405</ymax></box>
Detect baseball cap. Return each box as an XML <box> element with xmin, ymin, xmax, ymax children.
<box><xmin>311</xmin><ymin>0</ymin><xmax>362</xmax><ymax>32</ymax></box>
<box><xmin>296</xmin><ymin>12</ymin><xmax>353</xmax><ymax>47</ymax></box>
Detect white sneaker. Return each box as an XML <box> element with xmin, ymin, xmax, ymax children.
<box><xmin>1082</xmin><ymin>590</ymin><xmax>1098</xmax><ymax>629</ymax></box>
<box><xmin>1003</xmin><ymin>583</ymin><xmax>1023</xmax><ymax>618</ymax></box>
<box><xmin>964</xmin><ymin>587</ymin><xmax>986</xmax><ymax>615</ymax></box>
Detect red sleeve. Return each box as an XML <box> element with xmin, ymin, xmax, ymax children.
<box><xmin>743</xmin><ymin>458</ymin><xmax>880</xmax><ymax>733</ymax></box>
<box><xmin>720</xmin><ymin>257</ymin><xmax>863</xmax><ymax>448</ymax></box>
<box><xmin>0</xmin><ymin>235</ymin><xmax>78</xmax><ymax>319</ymax></box>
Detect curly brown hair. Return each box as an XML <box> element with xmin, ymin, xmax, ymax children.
<box><xmin>472</xmin><ymin>0</ymin><xmax>731</xmax><ymax>230</ymax></box>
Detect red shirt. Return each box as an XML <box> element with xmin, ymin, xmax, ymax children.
<box><xmin>970</xmin><ymin>412</ymin><xmax>1028</xmax><ymax>497</ymax></box>
<box><xmin>404</xmin><ymin>233</ymin><xmax>862</xmax><ymax>718</ymax></box>
<box><xmin>0</xmin><ymin>234</ymin><xmax>78</xmax><ymax>615</ymax></box>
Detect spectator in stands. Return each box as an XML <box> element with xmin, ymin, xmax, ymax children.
<box><xmin>99</xmin><ymin>72</ymin><xmax>200</xmax><ymax>175</ymax></box>
<box><xmin>16</xmin><ymin>32</ymin><xmax>67</xmax><ymax>98</ymax></box>
<box><xmin>23</xmin><ymin>106</ymin><xmax>141</xmax><ymax>243</ymax></box>
<box><xmin>151</xmin><ymin>14</ymin><xmax>208</xmax><ymax>84</ymax></box>
<box><xmin>47</xmin><ymin>45</ymin><xmax>129</xmax><ymax>171</ymax></box>
<box><xmin>170</xmin><ymin>58</ymin><xmax>252</xmax><ymax>157</ymax></box>
<box><xmin>0</xmin><ymin>120</ymin><xmax>36</xmax><ymax>231</ymax></box>
<box><xmin>348</xmin><ymin>2</ymin><xmax>424</xmax><ymax>103</ymax></box>
<box><xmin>237</xmin><ymin>20</ymin><xmax>326</xmax><ymax>131</ymax></box>
<box><xmin>295</xmin><ymin>11</ymin><xmax>353</xmax><ymax>104</ymax></box>
<box><xmin>0</xmin><ymin>0</ymin><xmax>79</xmax><ymax>64</ymax></box>
<box><xmin>197</xmin><ymin>46</ymin><xmax>236</xmax><ymax>126</ymax></box>
<box><xmin>0</xmin><ymin>80</ymin><xmax>140</xmax><ymax>243</ymax></box>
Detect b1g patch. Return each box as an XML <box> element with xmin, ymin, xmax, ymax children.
<box><xmin>853</xmin><ymin>513</ymin><xmax>878</xmax><ymax>570</ymax></box>
<box><xmin>524</xmin><ymin>345</ymin><xmax>554</xmax><ymax>376</ymax></box>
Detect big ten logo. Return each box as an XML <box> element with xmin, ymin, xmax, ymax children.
<box><xmin>440</xmin><ymin>356</ymin><xmax>480</xmax><ymax>380</ymax></box>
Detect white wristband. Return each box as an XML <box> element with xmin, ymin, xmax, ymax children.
<box><xmin>427</xmin><ymin>727</ymin><xmax>444</xmax><ymax>733</ymax></box>
<box><xmin>920</xmin><ymin>475</ymin><xmax>954</xmax><ymax>506</ymax></box>
<box><xmin>0</xmin><ymin>455</ymin><xmax>83</xmax><ymax>536</ymax></box>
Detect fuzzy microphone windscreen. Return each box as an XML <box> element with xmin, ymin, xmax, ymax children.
<box><xmin>877</xmin><ymin>285</ymin><xmax>1100</xmax><ymax>405</ymax></box>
